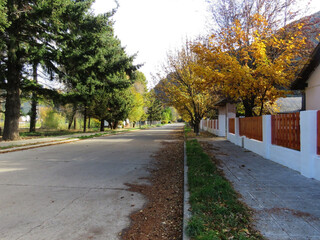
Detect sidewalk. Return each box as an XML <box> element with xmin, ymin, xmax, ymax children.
<box><xmin>202</xmin><ymin>137</ymin><xmax>320</xmax><ymax>240</ymax></box>
<box><xmin>0</xmin><ymin>131</ymin><xmax>119</xmax><ymax>153</ymax></box>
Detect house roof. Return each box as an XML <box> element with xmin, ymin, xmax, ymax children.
<box><xmin>214</xmin><ymin>98</ymin><xmax>238</xmax><ymax>106</ymax></box>
<box><xmin>291</xmin><ymin>42</ymin><xmax>320</xmax><ymax>90</ymax></box>
<box><xmin>265</xmin><ymin>97</ymin><xmax>302</xmax><ymax>114</ymax></box>
<box><xmin>275</xmin><ymin>97</ymin><xmax>302</xmax><ymax>113</ymax></box>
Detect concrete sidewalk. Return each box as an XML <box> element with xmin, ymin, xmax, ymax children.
<box><xmin>203</xmin><ymin>137</ymin><xmax>320</xmax><ymax>240</ymax></box>
<box><xmin>0</xmin><ymin>131</ymin><xmax>125</xmax><ymax>153</ymax></box>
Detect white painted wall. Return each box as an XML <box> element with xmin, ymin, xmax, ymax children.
<box><xmin>306</xmin><ymin>65</ymin><xmax>320</xmax><ymax>110</ymax></box>
<box><xmin>200</xmin><ymin>110</ymin><xmax>320</xmax><ymax>181</ymax></box>
<box><xmin>269</xmin><ymin>145</ymin><xmax>301</xmax><ymax>172</ymax></box>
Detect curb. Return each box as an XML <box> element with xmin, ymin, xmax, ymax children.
<box><xmin>0</xmin><ymin>128</ymin><xmax>146</xmax><ymax>154</ymax></box>
<box><xmin>0</xmin><ymin>138</ymin><xmax>80</xmax><ymax>154</ymax></box>
<box><xmin>183</xmin><ymin>141</ymin><xmax>191</xmax><ymax>240</ymax></box>
<box><xmin>0</xmin><ymin>130</ymin><xmax>133</xmax><ymax>154</ymax></box>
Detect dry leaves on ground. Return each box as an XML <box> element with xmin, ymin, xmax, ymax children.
<box><xmin>122</xmin><ymin>129</ymin><xmax>184</xmax><ymax>240</ymax></box>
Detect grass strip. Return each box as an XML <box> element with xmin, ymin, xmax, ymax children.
<box><xmin>1</xmin><ymin>145</ymin><xmax>20</xmax><ymax>150</ymax></box>
<box><xmin>18</xmin><ymin>124</ymin><xmax>164</xmax><ymax>138</ymax></box>
<box><xmin>186</xmin><ymin>139</ymin><xmax>263</xmax><ymax>240</ymax></box>
<box><xmin>19</xmin><ymin>129</ymin><xmax>111</xmax><ymax>138</ymax></box>
<box><xmin>77</xmin><ymin>133</ymin><xmax>108</xmax><ymax>139</ymax></box>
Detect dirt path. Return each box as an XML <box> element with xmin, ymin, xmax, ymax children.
<box><xmin>122</xmin><ymin>128</ymin><xmax>184</xmax><ymax>240</ymax></box>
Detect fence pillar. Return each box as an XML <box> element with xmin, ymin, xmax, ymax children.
<box><xmin>236</xmin><ymin>117</ymin><xmax>244</xmax><ymax>147</ymax></box>
<box><xmin>235</xmin><ymin>117</ymin><xmax>239</xmax><ymax>136</ymax></box>
<box><xmin>300</xmin><ymin>110</ymin><xmax>318</xmax><ymax>178</ymax></box>
<box><xmin>263</xmin><ymin>115</ymin><xmax>272</xmax><ymax>159</ymax></box>
<box><xmin>218</xmin><ymin>114</ymin><xmax>226</xmax><ymax>137</ymax></box>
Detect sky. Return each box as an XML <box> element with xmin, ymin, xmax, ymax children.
<box><xmin>92</xmin><ymin>0</ymin><xmax>210</xmax><ymax>88</ymax></box>
<box><xmin>91</xmin><ymin>0</ymin><xmax>320</xmax><ymax>88</ymax></box>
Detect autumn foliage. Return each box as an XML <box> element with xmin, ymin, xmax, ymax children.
<box><xmin>192</xmin><ymin>14</ymin><xmax>308</xmax><ymax>116</ymax></box>
<box><xmin>156</xmin><ymin>45</ymin><xmax>218</xmax><ymax>134</ymax></box>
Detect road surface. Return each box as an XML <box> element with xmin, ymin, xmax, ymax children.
<box><xmin>0</xmin><ymin>123</ymin><xmax>183</xmax><ymax>240</ymax></box>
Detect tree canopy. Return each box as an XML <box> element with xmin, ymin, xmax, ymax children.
<box><xmin>0</xmin><ymin>0</ymin><xmax>140</xmax><ymax>139</ymax></box>
<box><xmin>192</xmin><ymin>14</ymin><xmax>307</xmax><ymax>116</ymax></box>
<box><xmin>156</xmin><ymin>43</ymin><xmax>218</xmax><ymax>134</ymax></box>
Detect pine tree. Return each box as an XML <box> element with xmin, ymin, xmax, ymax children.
<box><xmin>0</xmin><ymin>0</ymin><xmax>92</xmax><ymax>140</ymax></box>
<box><xmin>60</xmin><ymin>13</ymin><xmax>138</xmax><ymax>132</ymax></box>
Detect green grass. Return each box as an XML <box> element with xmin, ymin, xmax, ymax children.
<box><xmin>19</xmin><ymin>130</ymin><xmax>85</xmax><ymax>137</ymax></box>
<box><xmin>77</xmin><ymin>133</ymin><xmax>109</xmax><ymax>139</ymax></box>
<box><xmin>184</xmin><ymin>124</ymin><xmax>192</xmax><ymax>138</ymax></box>
<box><xmin>0</xmin><ymin>145</ymin><xmax>19</xmax><ymax>150</ymax></box>
<box><xmin>186</xmin><ymin>139</ymin><xmax>263</xmax><ymax>240</ymax></box>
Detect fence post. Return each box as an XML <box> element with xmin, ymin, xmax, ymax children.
<box><xmin>300</xmin><ymin>110</ymin><xmax>318</xmax><ymax>178</ymax></box>
<box><xmin>263</xmin><ymin>115</ymin><xmax>272</xmax><ymax>159</ymax></box>
<box><xmin>218</xmin><ymin>114</ymin><xmax>226</xmax><ymax>137</ymax></box>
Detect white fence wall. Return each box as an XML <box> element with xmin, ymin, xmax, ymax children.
<box><xmin>201</xmin><ymin>110</ymin><xmax>320</xmax><ymax>181</ymax></box>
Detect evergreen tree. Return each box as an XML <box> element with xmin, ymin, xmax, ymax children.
<box><xmin>92</xmin><ymin>87</ymin><xmax>133</xmax><ymax>131</ymax></box>
<box><xmin>146</xmin><ymin>91</ymin><xmax>162</xmax><ymax>123</ymax></box>
<box><xmin>0</xmin><ymin>0</ymin><xmax>92</xmax><ymax>140</ymax></box>
<box><xmin>60</xmin><ymin>12</ymin><xmax>138</xmax><ymax>132</ymax></box>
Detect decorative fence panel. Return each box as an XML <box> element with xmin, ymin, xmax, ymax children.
<box><xmin>229</xmin><ymin>118</ymin><xmax>235</xmax><ymax>134</ymax></box>
<box><xmin>239</xmin><ymin>116</ymin><xmax>263</xmax><ymax>141</ymax></box>
<box><xmin>213</xmin><ymin>119</ymin><xmax>219</xmax><ymax>130</ymax></box>
<box><xmin>271</xmin><ymin>113</ymin><xmax>300</xmax><ymax>151</ymax></box>
<box><xmin>204</xmin><ymin>119</ymin><xmax>219</xmax><ymax>130</ymax></box>
<box><xmin>318</xmin><ymin>111</ymin><xmax>320</xmax><ymax>155</ymax></box>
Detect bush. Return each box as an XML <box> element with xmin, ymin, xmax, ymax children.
<box><xmin>41</xmin><ymin>109</ymin><xmax>66</xmax><ymax>129</ymax></box>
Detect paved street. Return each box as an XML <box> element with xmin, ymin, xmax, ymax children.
<box><xmin>0</xmin><ymin>123</ymin><xmax>183</xmax><ymax>240</ymax></box>
<box><xmin>204</xmin><ymin>137</ymin><xmax>320</xmax><ymax>240</ymax></box>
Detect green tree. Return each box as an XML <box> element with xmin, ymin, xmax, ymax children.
<box><xmin>128</xmin><ymin>87</ymin><xmax>144</xmax><ymax>128</ymax></box>
<box><xmin>60</xmin><ymin>12</ymin><xmax>138</xmax><ymax>132</ymax></box>
<box><xmin>128</xmin><ymin>71</ymin><xmax>148</xmax><ymax>127</ymax></box>
<box><xmin>0</xmin><ymin>0</ymin><xmax>9</xmax><ymax>32</ymax></box>
<box><xmin>161</xmin><ymin>107</ymin><xmax>172</xmax><ymax>124</ymax></box>
<box><xmin>146</xmin><ymin>91</ymin><xmax>162</xmax><ymax>124</ymax></box>
<box><xmin>92</xmin><ymin>87</ymin><xmax>133</xmax><ymax>131</ymax></box>
<box><xmin>0</xmin><ymin>0</ymin><xmax>91</xmax><ymax>140</ymax></box>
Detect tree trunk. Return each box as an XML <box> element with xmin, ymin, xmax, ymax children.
<box><xmin>88</xmin><ymin>117</ymin><xmax>91</xmax><ymax>129</ymax></box>
<box><xmin>243</xmin><ymin>99</ymin><xmax>254</xmax><ymax>117</ymax></box>
<box><xmin>68</xmin><ymin>120</ymin><xmax>73</xmax><ymax>130</ymax></box>
<box><xmin>194</xmin><ymin>119</ymin><xmax>200</xmax><ymax>136</ymax></box>
<box><xmin>83</xmin><ymin>107</ymin><xmax>87</xmax><ymax>133</ymax></box>
<box><xmin>3</xmin><ymin>43</ymin><xmax>21</xmax><ymax>140</ymax></box>
<box><xmin>29</xmin><ymin>63</ymin><xmax>38</xmax><ymax>132</ymax></box>
<box><xmin>68</xmin><ymin>105</ymin><xmax>77</xmax><ymax>130</ymax></box>
<box><xmin>133</xmin><ymin>121</ymin><xmax>136</xmax><ymax>128</ymax></box>
<box><xmin>74</xmin><ymin>116</ymin><xmax>77</xmax><ymax>130</ymax></box>
<box><xmin>113</xmin><ymin>121</ymin><xmax>118</xmax><ymax>129</ymax></box>
<box><xmin>100</xmin><ymin>119</ymin><xmax>104</xmax><ymax>132</ymax></box>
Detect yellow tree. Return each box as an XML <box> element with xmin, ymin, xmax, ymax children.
<box><xmin>192</xmin><ymin>14</ymin><xmax>308</xmax><ymax>117</ymax></box>
<box><xmin>128</xmin><ymin>71</ymin><xmax>148</xmax><ymax>127</ymax></box>
<box><xmin>156</xmin><ymin>44</ymin><xmax>218</xmax><ymax>135</ymax></box>
<box><xmin>128</xmin><ymin>86</ymin><xmax>145</xmax><ymax>127</ymax></box>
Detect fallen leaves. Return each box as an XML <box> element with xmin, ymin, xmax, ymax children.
<box><xmin>122</xmin><ymin>129</ymin><xmax>184</xmax><ymax>240</ymax></box>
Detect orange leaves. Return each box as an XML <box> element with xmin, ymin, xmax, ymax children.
<box><xmin>156</xmin><ymin>43</ymin><xmax>219</xmax><ymax>121</ymax></box>
<box><xmin>190</xmin><ymin>13</ymin><xmax>307</xmax><ymax>116</ymax></box>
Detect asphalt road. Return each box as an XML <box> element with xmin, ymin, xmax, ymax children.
<box><xmin>0</xmin><ymin>123</ymin><xmax>183</xmax><ymax>240</ymax></box>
